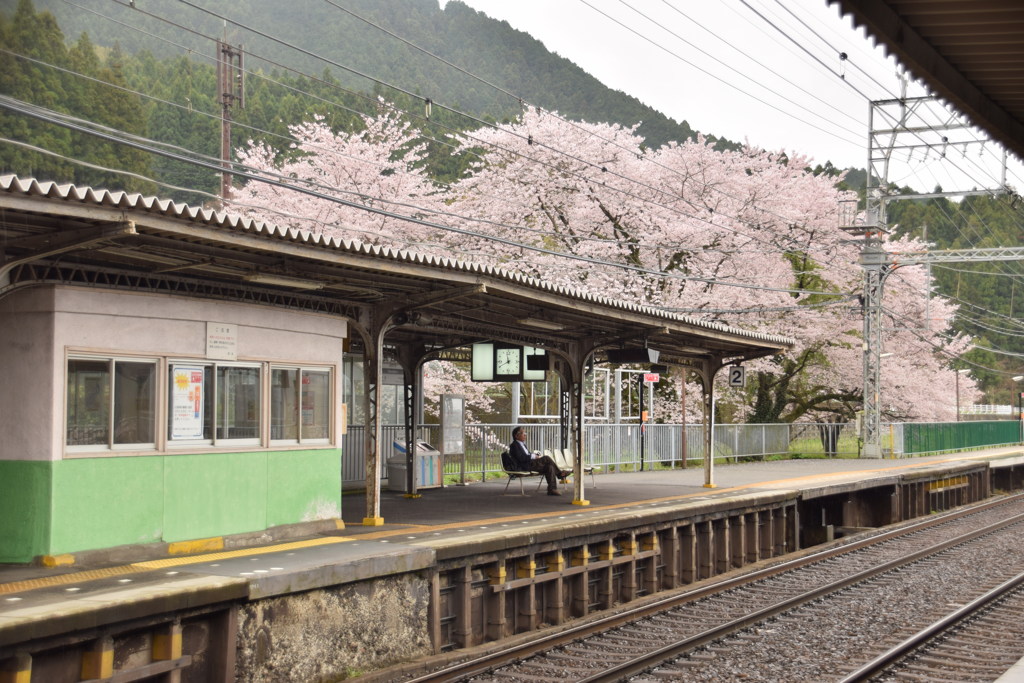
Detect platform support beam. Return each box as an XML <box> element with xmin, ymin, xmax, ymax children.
<box><xmin>661</xmin><ymin>527</ymin><xmax>679</xmax><ymax>589</ymax></box>
<box><xmin>680</xmin><ymin>523</ymin><xmax>697</xmax><ymax>584</ymax></box>
<box><xmin>453</xmin><ymin>565</ymin><xmax>473</xmax><ymax>649</ymax></box>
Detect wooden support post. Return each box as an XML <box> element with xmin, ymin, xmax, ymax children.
<box><xmin>774</xmin><ymin>506</ymin><xmax>787</xmax><ymax>556</ymax></box>
<box><xmin>620</xmin><ymin>536</ymin><xmax>637</xmax><ymax>603</ymax></box>
<box><xmin>427</xmin><ymin>571</ymin><xmax>442</xmax><ymax>654</ymax></box>
<box><xmin>759</xmin><ymin>510</ymin><xmax>773</xmax><ymax>559</ymax></box>
<box><xmin>715</xmin><ymin>518</ymin><xmax>730</xmax><ymax>575</ymax></box>
<box><xmin>81</xmin><ymin>636</ymin><xmax>114</xmax><ymax>681</ymax></box>
<box><xmin>207</xmin><ymin>606</ymin><xmax>237</xmax><ymax>683</ymax></box>
<box><xmin>698</xmin><ymin>520</ymin><xmax>714</xmax><ymax>580</ymax></box>
<box><xmin>571</xmin><ymin>547</ymin><xmax>590</xmax><ymax>618</ymax></box>
<box><xmin>661</xmin><ymin>527</ymin><xmax>679</xmax><ymax>590</ymax></box>
<box><xmin>597</xmin><ymin>540</ymin><xmax>615</xmax><ymax>609</ymax></box>
<box><xmin>487</xmin><ymin>561</ymin><xmax>507</xmax><ymax>642</ymax></box>
<box><xmin>153</xmin><ymin>621</ymin><xmax>183</xmax><ymax>683</ymax></box>
<box><xmin>730</xmin><ymin>514</ymin><xmax>745</xmax><ymax>569</ymax></box>
<box><xmin>641</xmin><ymin>533</ymin><xmax>659</xmax><ymax>595</ymax></box>
<box><xmin>517</xmin><ymin>557</ymin><xmax>537</xmax><ymax>633</ymax></box>
<box><xmin>745</xmin><ymin>512</ymin><xmax>759</xmax><ymax>564</ymax></box>
<box><xmin>546</xmin><ymin>551</ymin><xmax>566</xmax><ymax>626</ymax></box>
<box><xmin>0</xmin><ymin>654</ymin><xmax>31</xmax><ymax>683</ymax></box>
<box><xmin>680</xmin><ymin>524</ymin><xmax>697</xmax><ymax>584</ymax></box>
<box><xmin>454</xmin><ymin>565</ymin><xmax>473</xmax><ymax>649</ymax></box>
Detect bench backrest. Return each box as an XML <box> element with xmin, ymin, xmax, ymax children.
<box><xmin>500</xmin><ymin>450</ymin><xmax>516</xmax><ymax>473</ymax></box>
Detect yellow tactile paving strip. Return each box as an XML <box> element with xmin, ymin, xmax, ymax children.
<box><xmin>0</xmin><ymin>537</ymin><xmax>354</xmax><ymax>596</ymax></box>
<box><xmin>131</xmin><ymin>536</ymin><xmax>351</xmax><ymax>569</ymax></box>
<box><xmin>0</xmin><ymin>566</ymin><xmax>138</xmax><ymax>595</ymax></box>
<box><xmin>0</xmin><ymin>453</ymin><xmax>1003</xmax><ymax>597</ymax></box>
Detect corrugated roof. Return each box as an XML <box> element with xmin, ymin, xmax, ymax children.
<box><xmin>0</xmin><ymin>174</ymin><xmax>793</xmax><ymax>350</ymax></box>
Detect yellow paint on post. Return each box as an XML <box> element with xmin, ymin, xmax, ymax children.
<box><xmin>403</xmin><ymin>493</ymin><xmax>422</xmax><ymax>499</ymax></box>
<box><xmin>168</xmin><ymin>537</ymin><xmax>223</xmax><ymax>555</ymax></box>
<box><xmin>516</xmin><ymin>560</ymin><xmax>536</xmax><ymax>579</ymax></box>
<box><xmin>0</xmin><ymin>653</ymin><xmax>32</xmax><ymax>683</ymax></box>
<box><xmin>488</xmin><ymin>564</ymin><xmax>507</xmax><ymax>585</ymax></box>
<box><xmin>362</xmin><ymin>516</ymin><xmax>385</xmax><ymax>526</ymax></box>
<box><xmin>153</xmin><ymin>624</ymin><xmax>183</xmax><ymax>660</ymax></box>
<box><xmin>703</xmin><ymin>483</ymin><xmax>718</xmax><ymax>489</ymax></box>
<box><xmin>333</xmin><ymin>519</ymin><xmax>346</xmax><ymax>530</ymax></box>
<box><xmin>547</xmin><ymin>551</ymin><xmax>565</xmax><ymax>572</ymax></box>
<box><xmin>80</xmin><ymin>638</ymin><xmax>113</xmax><ymax>680</ymax></box>
<box><xmin>39</xmin><ymin>554</ymin><xmax>74</xmax><ymax>567</ymax></box>
<box><xmin>571</xmin><ymin>499</ymin><xmax>590</xmax><ymax>506</ymax></box>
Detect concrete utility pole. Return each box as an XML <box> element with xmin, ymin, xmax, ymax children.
<box><xmin>217</xmin><ymin>38</ymin><xmax>244</xmax><ymax>201</ymax></box>
<box><xmin>842</xmin><ymin>94</ymin><xmax>1019</xmax><ymax>458</ymax></box>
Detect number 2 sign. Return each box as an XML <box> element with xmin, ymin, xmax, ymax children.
<box><xmin>727</xmin><ymin>365</ymin><xmax>746</xmax><ymax>388</ymax></box>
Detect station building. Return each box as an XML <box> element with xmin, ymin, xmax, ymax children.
<box><xmin>0</xmin><ymin>175</ymin><xmax>790</xmax><ymax>564</ymax></box>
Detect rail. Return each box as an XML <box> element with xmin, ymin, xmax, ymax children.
<box><xmin>341</xmin><ymin>419</ymin><xmax>1022</xmax><ymax>487</ymax></box>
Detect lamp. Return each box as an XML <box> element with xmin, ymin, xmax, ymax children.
<box><xmin>606</xmin><ymin>348</ymin><xmax>661</xmax><ymax>364</ymax></box>
<box><xmin>521</xmin><ymin>318</ymin><xmax>566</xmax><ymax>331</ymax></box>
<box><xmin>243</xmin><ymin>273</ymin><xmax>325</xmax><ymax>290</ymax></box>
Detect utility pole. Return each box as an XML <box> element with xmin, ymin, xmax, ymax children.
<box><xmin>842</xmin><ymin>93</ymin><xmax>1018</xmax><ymax>458</ymax></box>
<box><xmin>217</xmin><ymin>38</ymin><xmax>244</xmax><ymax>201</ymax></box>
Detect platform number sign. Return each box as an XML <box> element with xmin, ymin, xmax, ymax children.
<box><xmin>727</xmin><ymin>365</ymin><xmax>746</xmax><ymax>388</ymax></box>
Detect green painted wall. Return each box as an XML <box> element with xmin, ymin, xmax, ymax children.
<box><xmin>267</xmin><ymin>450</ymin><xmax>342</xmax><ymax>527</ymax></box>
<box><xmin>1</xmin><ymin>448</ymin><xmax>342</xmax><ymax>561</ymax></box>
<box><xmin>51</xmin><ymin>456</ymin><xmax>165</xmax><ymax>553</ymax></box>
<box><xmin>163</xmin><ymin>451</ymin><xmax>270</xmax><ymax>541</ymax></box>
<box><xmin>0</xmin><ymin>461</ymin><xmax>52</xmax><ymax>563</ymax></box>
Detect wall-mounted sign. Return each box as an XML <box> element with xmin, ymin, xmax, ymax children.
<box><xmin>728</xmin><ymin>365</ymin><xmax>746</xmax><ymax>388</ymax></box>
<box><xmin>206</xmin><ymin>322</ymin><xmax>237</xmax><ymax>360</ymax></box>
<box><xmin>170</xmin><ymin>364</ymin><xmax>205</xmax><ymax>439</ymax></box>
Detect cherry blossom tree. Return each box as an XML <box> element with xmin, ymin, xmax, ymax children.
<box><xmin>232</xmin><ymin>102</ymin><xmax>976</xmax><ymax>426</ymax></box>
<box><xmin>231</xmin><ymin>100</ymin><xmax>450</xmax><ymax>254</ymax></box>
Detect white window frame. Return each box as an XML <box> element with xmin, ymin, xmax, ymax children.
<box><xmin>167</xmin><ymin>360</ymin><xmax>264</xmax><ymax>448</ymax></box>
<box><xmin>270</xmin><ymin>364</ymin><xmax>333</xmax><ymax>446</ymax></box>
<box><xmin>66</xmin><ymin>354</ymin><xmax>160</xmax><ymax>453</ymax></box>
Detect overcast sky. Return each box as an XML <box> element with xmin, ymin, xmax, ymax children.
<box><xmin>453</xmin><ymin>0</ymin><xmax>1019</xmax><ymax>193</ymax></box>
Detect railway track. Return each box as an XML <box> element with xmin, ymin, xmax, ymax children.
<box><xmin>840</xmin><ymin>570</ymin><xmax>1024</xmax><ymax>682</ymax></box>
<box><xmin>392</xmin><ymin>492</ymin><xmax>1024</xmax><ymax>683</ymax></box>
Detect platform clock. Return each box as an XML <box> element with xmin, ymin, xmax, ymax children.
<box><xmin>494</xmin><ymin>345</ymin><xmax>521</xmax><ymax>379</ymax></box>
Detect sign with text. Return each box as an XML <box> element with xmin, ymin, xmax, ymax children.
<box><xmin>206</xmin><ymin>322</ymin><xmax>237</xmax><ymax>360</ymax></box>
<box><xmin>727</xmin><ymin>365</ymin><xmax>746</xmax><ymax>388</ymax></box>
<box><xmin>170</xmin><ymin>364</ymin><xmax>204</xmax><ymax>439</ymax></box>
<box><xmin>643</xmin><ymin>373</ymin><xmax>660</xmax><ymax>383</ymax></box>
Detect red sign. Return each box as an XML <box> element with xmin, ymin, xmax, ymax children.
<box><xmin>643</xmin><ymin>373</ymin><xmax>660</xmax><ymax>383</ymax></box>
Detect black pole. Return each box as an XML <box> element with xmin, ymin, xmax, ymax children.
<box><xmin>639</xmin><ymin>373</ymin><xmax>645</xmax><ymax>470</ymax></box>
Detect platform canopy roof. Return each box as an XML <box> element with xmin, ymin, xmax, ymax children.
<box><xmin>0</xmin><ymin>175</ymin><xmax>791</xmax><ymax>369</ymax></box>
<box><xmin>832</xmin><ymin>0</ymin><xmax>1024</xmax><ymax>162</ymax></box>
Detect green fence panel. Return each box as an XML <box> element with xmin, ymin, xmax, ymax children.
<box><xmin>902</xmin><ymin>420</ymin><xmax>1020</xmax><ymax>455</ymax></box>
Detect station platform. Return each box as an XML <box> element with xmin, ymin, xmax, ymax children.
<box><xmin>4</xmin><ymin>446</ymin><xmax>1024</xmax><ymax>674</ymax></box>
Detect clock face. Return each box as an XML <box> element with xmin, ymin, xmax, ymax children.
<box><xmin>495</xmin><ymin>347</ymin><xmax>521</xmax><ymax>376</ymax></box>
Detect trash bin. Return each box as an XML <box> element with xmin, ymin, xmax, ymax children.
<box><xmin>387</xmin><ymin>440</ymin><xmax>443</xmax><ymax>492</ymax></box>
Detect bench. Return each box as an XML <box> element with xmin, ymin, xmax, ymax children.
<box><xmin>549</xmin><ymin>448</ymin><xmax>599</xmax><ymax>487</ymax></box>
<box><xmin>500</xmin><ymin>451</ymin><xmax>544</xmax><ymax>495</ymax></box>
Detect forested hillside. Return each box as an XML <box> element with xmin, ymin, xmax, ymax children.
<box><xmin>1</xmin><ymin>0</ymin><xmax>1021</xmax><ymax>402</ymax></box>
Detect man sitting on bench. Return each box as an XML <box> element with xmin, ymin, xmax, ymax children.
<box><xmin>509</xmin><ymin>426</ymin><xmax>570</xmax><ymax>496</ymax></box>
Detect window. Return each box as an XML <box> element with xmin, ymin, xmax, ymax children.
<box><xmin>272</xmin><ymin>366</ymin><xmax>331</xmax><ymax>443</ymax></box>
<box><xmin>67</xmin><ymin>358</ymin><xmax>156</xmax><ymax>448</ymax></box>
<box><xmin>67</xmin><ymin>355</ymin><xmax>333</xmax><ymax>451</ymax></box>
<box><xmin>168</xmin><ymin>362</ymin><xmax>261</xmax><ymax>445</ymax></box>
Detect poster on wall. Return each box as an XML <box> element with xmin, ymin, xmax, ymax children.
<box><xmin>171</xmin><ymin>364</ymin><xmax>205</xmax><ymax>439</ymax></box>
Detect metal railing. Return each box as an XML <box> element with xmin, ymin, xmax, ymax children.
<box><xmin>341</xmin><ymin>419</ymin><xmax>1022</xmax><ymax>488</ymax></box>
